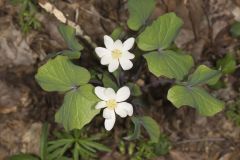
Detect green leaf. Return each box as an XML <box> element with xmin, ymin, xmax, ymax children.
<box><xmin>73</xmin><ymin>143</ymin><xmax>80</xmax><ymax>160</ymax></box>
<box><xmin>111</xmin><ymin>26</ymin><xmax>125</xmax><ymax>40</ymax></box>
<box><xmin>127</xmin><ymin>0</ymin><xmax>156</xmax><ymax>31</ymax></box>
<box><xmin>35</xmin><ymin>56</ymin><xmax>90</xmax><ymax>92</ymax></box>
<box><xmin>125</xmin><ymin>116</ymin><xmax>160</xmax><ymax>143</ymax></box>
<box><xmin>127</xmin><ymin>83</ymin><xmax>142</xmax><ymax>96</ymax></box>
<box><xmin>217</xmin><ymin>53</ymin><xmax>237</xmax><ymax>74</ymax></box>
<box><xmin>44</xmin><ymin>50</ymin><xmax>81</xmax><ymax>60</ymax></box>
<box><xmin>53</xmin><ymin>131</ymin><xmax>74</xmax><ymax>139</ymax></box>
<box><xmin>188</xmin><ymin>65</ymin><xmax>221</xmax><ymax>86</ymax></box>
<box><xmin>9</xmin><ymin>154</ymin><xmax>39</xmax><ymax>160</ymax></box>
<box><xmin>144</xmin><ymin>50</ymin><xmax>194</xmax><ymax>80</ymax></box>
<box><xmin>102</xmin><ymin>72</ymin><xmax>118</xmax><ymax>91</ymax></box>
<box><xmin>137</xmin><ymin>12</ymin><xmax>183</xmax><ymax>51</ymax></box>
<box><xmin>58</xmin><ymin>157</ymin><xmax>70</xmax><ymax>160</ymax></box>
<box><xmin>167</xmin><ymin>85</ymin><xmax>224</xmax><ymax>116</ymax></box>
<box><xmin>39</xmin><ymin>123</ymin><xmax>49</xmax><ymax>160</ymax></box>
<box><xmin>78</xmin><ymin>143</ymin><xmax>96</xmax><ymax>158</ymax></box>
<box><xmin>124</xmin><ymin>117</ymin><xmax>141</xmax><ymax>141</ymax></box>
<box><xmin>79</xmin><ymin>139</ymin><xmax>111</xmax><ymax>152</ymax></box>
<box><xmin>48</xmin><ymin>139</ymin><xmax>74</xmax><ymax>153</ymax></box>
<box><xmin>58</xmin><ymin>24</ymin><xmax>83</xmax><ymax>51</ymax></box>
<box><xmin>230</xmin><ymin>22</ymin><xmax>240</xmax><ymax>37</ymax></box>
<box><xmin>48</xmin><ymin>143</ymin><xmax>72</xmax><ymax>160</ymax></box>
<box><xmin>55</xmin><ymin>84</ymin><xmax>100</xmax><ymax>130</ymax></box>
<box><xmin>154</xmin><ymin>134</ymin><xmax>171</xmax><ymax>156</ymax></box>
<box><xmin>60</xmin><ymin>50</ymin><xmax>81</xmax><ymax>59</ymax></box>
<box><xmin>139</xmin><ymin>116</ymin><xmax>160</xmax><ymax>143</ymax></box>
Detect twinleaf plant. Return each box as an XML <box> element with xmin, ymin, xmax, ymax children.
<box><xmin>35</xmin><ymin>0</ymin><xmax>226</xmax><ymax>157</ymax></box>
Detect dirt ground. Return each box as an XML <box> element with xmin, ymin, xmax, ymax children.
<box><xmin>1</xmin><ymin>0</ymin><xmax>240</xmax><ymax>159</ymax></box>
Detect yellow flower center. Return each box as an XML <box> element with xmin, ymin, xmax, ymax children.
<box><xmin>111</xmin><ymin>49</ymin><xmax>122</xmax><ymax>59</ymax></box>
<box><xmin>106</xmin><ymin>99</ymin><xmax>117</xmax><ymax>110</ymax></box>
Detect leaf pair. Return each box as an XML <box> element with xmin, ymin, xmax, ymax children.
<box><xmin>35</xmin><ymin>56</ymin><xmax>100</xmax><ymax>130</ymax></box>
<box><xmin>137</xmin><ymin>12</ymin><xmax>193</xmax><ymax>80</ymax></box>
<box><xmin>168</xmin><ymin>65</ymin><xmax>224</xmax><ymax>116</ymax></box>
<box><xmin>128</xmin><ymin>1</ymin><xmax>224</xmax><ymax>116</ymax></box>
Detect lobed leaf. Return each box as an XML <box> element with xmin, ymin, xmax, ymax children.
<box><xmin>167</xmin><ymin>85</ymin><xmax>224</xmax><ymax>116</ymax></box>
<box><xmin>35</xmin><ymin>56</ymin><xmax>90</xmax><ymax>92</ymax></box>
<box><xmin>58</xmin><ymin>24</ymin><xmax>83</xmax><ymax>51</ymax></box>
<box><xmin>187</xmin><ymin>65</ymin><xmax>221</xmax><ymax>86</ymax></box>
<box><xmin>55</xmin><ymin>84</ymin><xmax>100</xmax><ymax>131</ymax></box>
<box><xmin>217</xmin><ymin>53</ymin><xmax>237</xmax><ymax>74</ymax></box>
<box><xmin>144</xmin><ymin>50</ymin><xmax>193</xmax><ymax>80</ymax></box>
<box><xmin>127</xmin><ymin>0</ymin><xmax>156</xmax><ymax>31</ymax></box>
<box><xmin>60</xmin><ymin>50</ymin><xmax>81</xmax><ymax>59</ymax></box>
<box><xmin>137</xmin><ymin>12</ymin><xmax>183</xmax><ymax>51</ymax></box>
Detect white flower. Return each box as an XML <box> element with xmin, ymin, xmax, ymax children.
<box><xmin>94</xmin><ymin>86</ymin><xmax>133</xmax><ymax>131</ymax></box>
<box><xmin>95</xmin><ymin>35</ymin><xmax>135</xmax><ymax>72</ymax></box>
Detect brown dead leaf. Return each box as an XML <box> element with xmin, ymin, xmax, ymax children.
<box><xmin>0</xmin><ymin>80</ymin><xmax>31</xmax><ymax>114</ymax></box>
<box><xmin>0</xmin><ymin>16</ymin><xmax>37</xmax><ymax>68</ymax></box>
<box><xmin>0</xmin><ymin>119</ymin><xmax>42</xmax><ymax>156</ymax></box>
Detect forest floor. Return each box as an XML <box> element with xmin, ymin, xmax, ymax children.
<box><xmin>1</xmin><ymin>0</ymin><xmax>240</xmax><ymax>159</ymax></box>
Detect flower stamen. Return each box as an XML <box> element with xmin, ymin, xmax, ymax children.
<box><xmin>111</xmin><ymin>49</ymin><xmax>122</xmax><ymax>59</ymax></box>
<box><xmin>106</xmin><ymin>99</ymin><xmax>117</xmax><ymax>109</ymax></box>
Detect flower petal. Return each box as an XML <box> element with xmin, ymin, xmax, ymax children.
<box><xmin>95</xmin><ymin>87</ymin><xmax>108</xmax><ymax>101</ymax></box>
<box><xmin>114</xmin><ymin>40</ymin><xmax>123</xmax><ymax>49</ymax></box>
<box><xmin>103</xmin><ymin>108</ymin><xmax>116</xmax><ymax>131</ymax></box>
<box><xmin>119</xmin><ymin>57</ymin><xmax>133</xmax><ymax>70</ymax></box>
<box><xmin>104</xmin><ymin>88</ymin><xmax>116</xmax><ymax>99</ymax></box>
<box><xmin>116</xmin><ymin>102</ymin><xmax>133</xmax><ymax>116</ymax></box>
<box><xmin>104</xmin><ymin>35</ymin><xmax>114</xmax><ymax>50</ymax></box>
<box><xmin>95</xmin><ymin>47</ymin><xmax>111</xmax><ymax>58</ymax></box>
<box><xmin>108</xmin><ymin>60</ymin><xmax>119</xmax><ymax>72</ymax></box>
<box><xmin>104</xmin><ymin>115</ymin><xmax>116</xmax><ymax>131</ymax></box>
<box><xmin>95</xmin><ymin>101</ymin><xmax>106</xmax><ymax>109</ymax></box>
<box><xmin>123</xmin><ymin>37</ymin><xmax>135</xmax><ymax>51</ymax></box>
<box><xmin>122</xmin><ymin>51</ymin><xmax>135</xmax><ymax>59</ymax></box>
<box><xmin>103</xmin><ymin>108</ymin><xmax>115</xmax><ymax>119</ymax></box>
<box><xmin>116</xmin><ymin>86</ymin><xmax>130</xmax><ymax>102</ymax></box>
<box><xmin>115</xmin><ymin>104</ymin><xmax>128</xmax><ymax>118</ymax></box>
<box><xmin>101</xmin><ymin>54</ymin><xmax>112</xmax><ymax>65</ymax></box>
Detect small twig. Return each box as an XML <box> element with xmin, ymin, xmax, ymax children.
<box><xmin>38</xmin><ymin>0</ymin><xmax>97</xmax><ymax>48</ymax></box>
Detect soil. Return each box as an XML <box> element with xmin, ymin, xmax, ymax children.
<box><xmin>0</xmin><ymin>0</ymin><xmax>240</xmax><ymax>159</ymax></box>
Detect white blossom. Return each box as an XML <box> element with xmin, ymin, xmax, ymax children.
<box><xmin>95</xmin><ymin>35</ymin><xmax>135</xmax><ymax>72</ymax></box>
<box><xmin>94</xmin><ymin>86</ymin><xmax>133</xmax><ymax>131</ymax></box>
